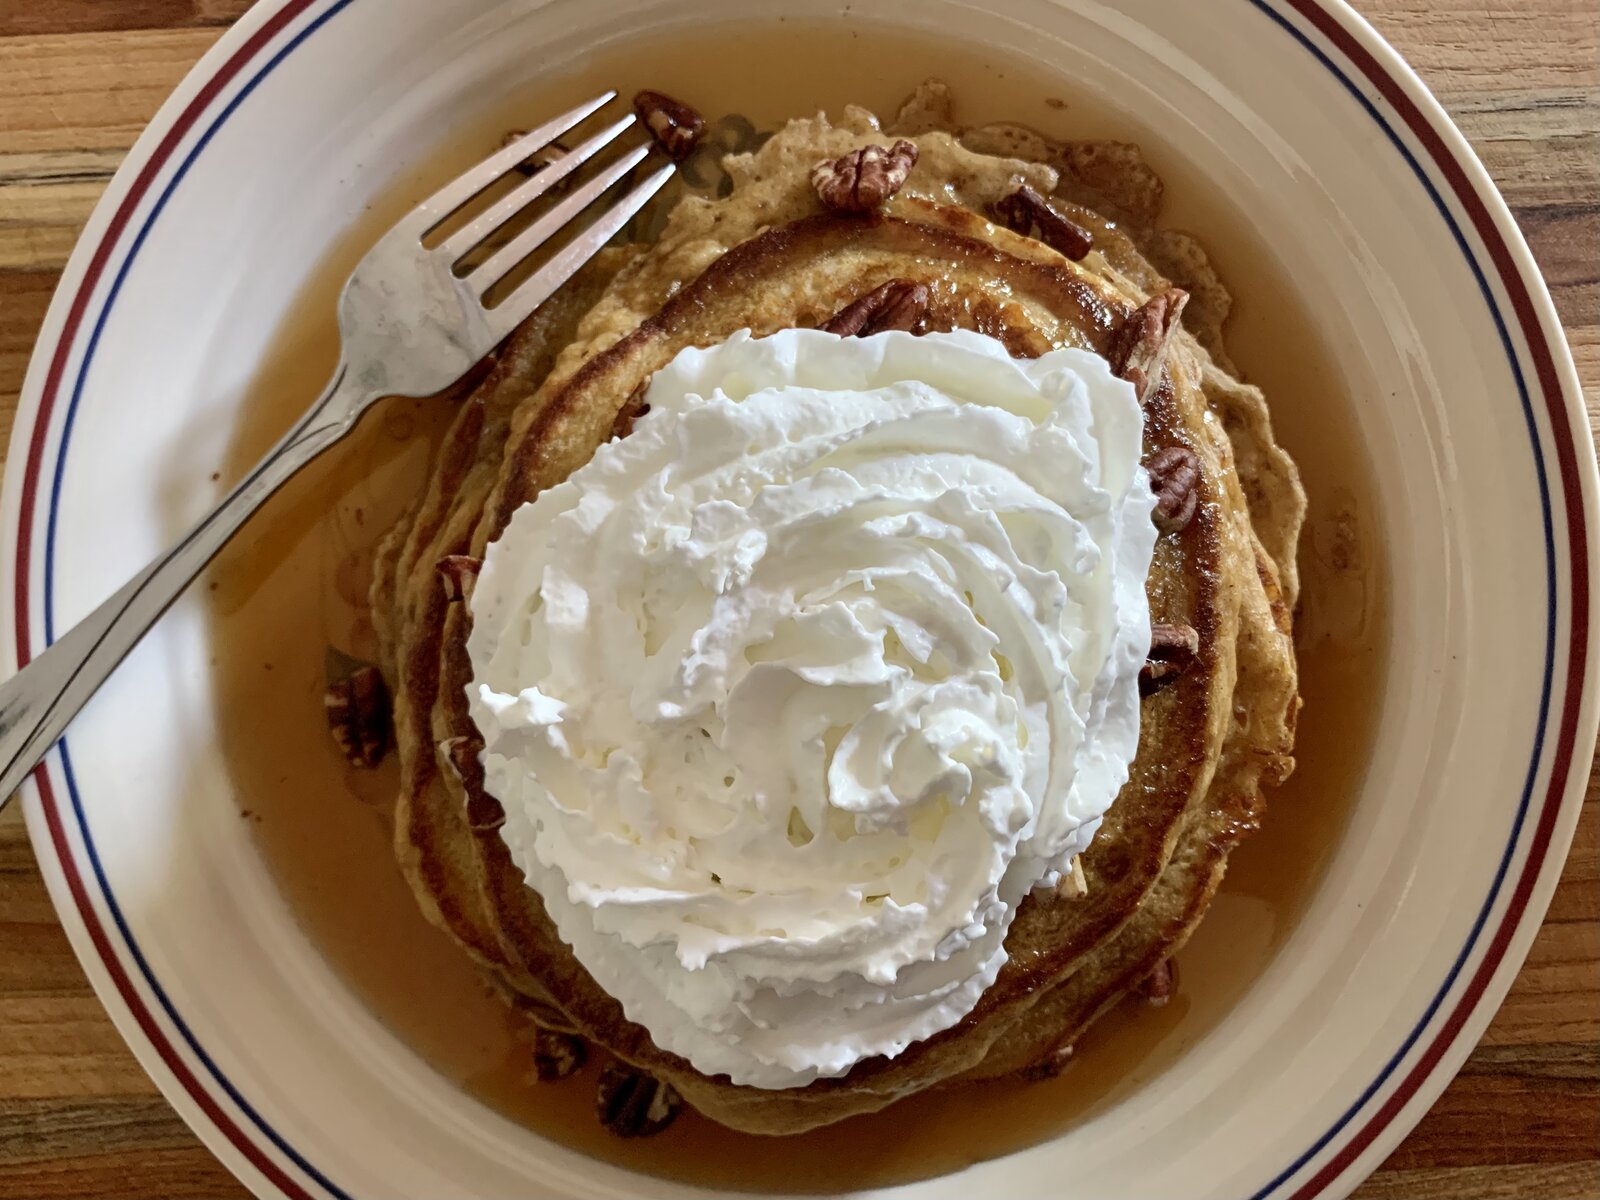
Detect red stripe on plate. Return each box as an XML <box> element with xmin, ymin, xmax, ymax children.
<box><xmin>1280</xmin><ymin>2</ymin><xmax>1590</xmax><ymax>1197</ymax></box>
<box><xmin>11</xmin><ymin>2</ymin><xmax>1591</xmax><ymax>1199</ymax></box>
<box><xmin>36</xmin><ymin>770</ymin><xmax>320</xmax><ymax>1200</ymax></box>
<box><xmin>18</xmin><ymin>2</ymin><xmax>326</xmax><ymax>1197</ymax></box>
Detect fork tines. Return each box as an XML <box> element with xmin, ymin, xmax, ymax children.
<box><xmin>406</xmin><ymin>90</ymin><xmax>676</xmax><ymax>337</ymax></box>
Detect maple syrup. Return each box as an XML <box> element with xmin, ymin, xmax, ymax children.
<box><xmin>208</xmin><ymin>19</ymin><xmax>1386</xmax><ymax>1191</ymax></box>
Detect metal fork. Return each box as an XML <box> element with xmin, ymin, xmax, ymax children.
<box><xmin>0</xmin><ymin>90</ymin><xmax>674</xmax><ymax>806</ymax></box>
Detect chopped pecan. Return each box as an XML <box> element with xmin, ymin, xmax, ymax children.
<box><xmin>811</xmin><ymin>139</ymin><xmax>918</xmax><ymax>213</ymax></box>
<box><xmin>1021</xmin><ymin>1042</ymin><xmax>1075</xmax><ymax>1082</ymax></box>
<box><xmin>530</xmin><ymin>1026</ymin><xmax>587</xmax><ymax>1082</ymax></box>
<box><xmin>1109</xmin><ymin>288</ymin><xmax>1188</xmax><ymax>405</ymax></box>
<box><xmin>1146</xmin><ymin>445</ymin><xmax>1201</xmax><ymax>533</ymax></box>
<box><xmin>821</xmin><ymin>278</ymin><xmax>929</xmax><ymax>337</ymax></box>
<box><xmin>437</xmin><ymin>554</ymin><xmax>482</xmax><ymax>603</ymax></box>
<box><xmin>439</xmin><ymin>734</ymin><xmax>504</xmax><ymax>833</ymax></box>
<box><xmin>1054</xmin><ymin>855</ymin><xmax>1088</xmax><ymax>900</ymax></box>
<box><xmin>633</xmin><ymin>90</ymin><xmax>705</xmax><ymax>160</ymax></box>
<box><xmin>596</xmin><ymin>1062</ymin><xmax>681</xmax><ymax>1137</ymax></box>
<box><xmin>324</xmin><ymin>665</ymin><xmax>390</xmax><ymax>768</ymax></box>
<box><xmin>1140</xmin><ymin>622</ymin><xmax>1200</xmax><ymax>692</ymax></box>
<box><xmin>1135</xmin><ymin>959</ymin><xmax>1178</xmax><ymax>1007</ymax></box>
<box><xmin>611</xmin><ymin>381</ymin><xmax>650</xmax><ymax>441</ymax></box>
<box><xmin>499</xmin><ymin>131</ymin><xmax>573</xmax><ymax>186</ymax></box>
<box><xmin>993</xmin><ymin>184</ymin><xmax>1094</xmax><ymax>261</ymax></box>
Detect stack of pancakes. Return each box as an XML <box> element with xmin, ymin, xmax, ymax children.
<box><xmin>370</xmin><ymin>83</ymin><xmax>1303</xmax><ymax>1135</ymax></box>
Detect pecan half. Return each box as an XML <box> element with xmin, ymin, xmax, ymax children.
<box><xmin>811</xmin><ymin>139</ymin><xmax>918</xmax><ymax>213</ymax></box>
<box><xmin>633</xmin><ymin>90</ymin><xmax>705</xmax><ymax>161</ymax></box>
<box><xmin>993</xmin><ymin>184</ymin><xmax>1094</xmax><ymax>261</ymax></box>
<box><xmin>1140</xmin><ymin>622</ymin><xmax>1200</xmax><ymax>693</ymax></box>
<box><xmin>324</xmin><ymin>665</ymin><xmax>390</xmax><ymax>768</ymax></box>
<box><xmin>437</xmin><ymin>554</ymin><xmax>482</xmax><ymax>603</ymax></box>
<box><xmin>439</xmin><ymin>734</ymin><xmax>504</xmax><ymax>833</ymax></box>
<box><xmin>1135</xmin><ymin>959</ymin><xmax>1178</xmax><ymax>1007</ymax></box>
<box><xmin>611</xmin><ymin>381</ymin><xmax>650</xmax><ymax>441</ymax></box>
<box><xmin>596</xmin><ymin>1062</ymin><xmax>681</xmax><ymax>1137</ymax></box>
<box><xmin>499</xmin><ymin>131</ymin><xmax>573</xmax><ymax>186</ymax></box>
<box><xmin>821</xmin><ymin>278</ymin><xmax>929</xmax><ymax>337</ymax></box>
<box><xmin>1109</xmin><ymin>288</ymin><xmax>1189</xmax><ymax>406</ymax></box>
<box><xmin>1146</xmin><ymin>445</ymin><xmax>1201</xmax><ymax>533</ymax></box>
<box><xmin>530</xmin><ymin>1026</ymin><xmax>587</xmax><ymax>1082</ymax></box>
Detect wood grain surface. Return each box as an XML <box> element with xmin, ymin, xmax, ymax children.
<box><xmin>0</xmin><ymin>2</ymin><xmax>1596</xmax><ymax>1197</ymax></box>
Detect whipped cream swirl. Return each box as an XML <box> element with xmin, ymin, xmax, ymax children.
<box><xmin>467</xmin><ymin>329</ymin><xmax>1155</xmax><ymax>1087</ymax></box>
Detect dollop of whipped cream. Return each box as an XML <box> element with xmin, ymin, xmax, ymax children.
<box><xmin>467</xmin><ymin>328</ymin><xmax>1156</xmax><ymax>1088</ymax></box>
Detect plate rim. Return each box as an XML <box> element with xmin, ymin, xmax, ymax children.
<box><xmin>4</xmin><ymin>1</ymin><xmax>1595</xmax><ymax>1197</ymax></box>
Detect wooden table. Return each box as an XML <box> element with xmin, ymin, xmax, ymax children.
<box><xmin>0</xmin><ymin>2</ymin><xmax>1595</xmax><ymax>1196</ymax></box>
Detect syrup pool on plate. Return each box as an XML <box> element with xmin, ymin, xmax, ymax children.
<box><xmin>206</xmin><ymin>18</ymin><xmax>1387</xmax><ymax>1192</ymax></box>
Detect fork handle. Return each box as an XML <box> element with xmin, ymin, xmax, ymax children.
<box><xmin>0</xmin><ymin>364</ymin><xmax>370</xmax><ymax>808</ymax></box>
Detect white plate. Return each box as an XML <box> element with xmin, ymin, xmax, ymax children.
<box><xmin>6</xmin><ymin>1</ymin><xmax>1595</xmax><ymax>1198</ymax></box>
